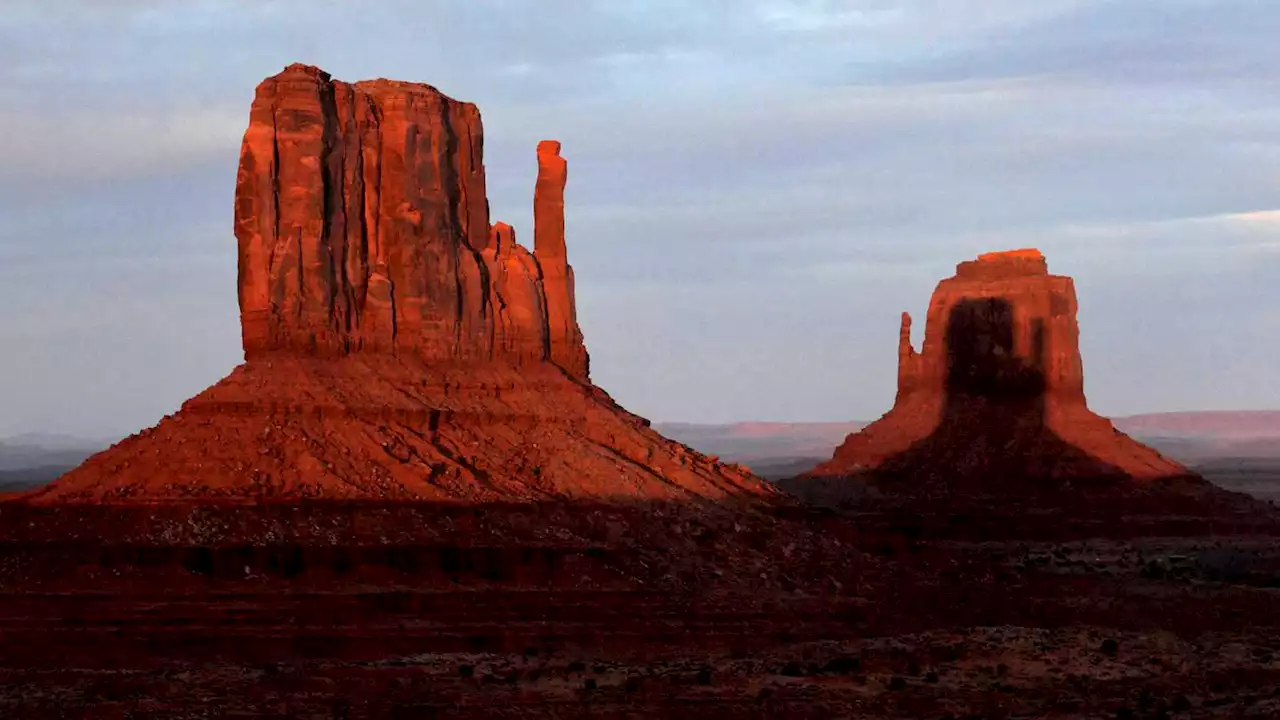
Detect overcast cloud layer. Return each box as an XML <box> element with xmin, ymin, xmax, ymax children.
<box><xmin>0</xmin><ymin>0</ymin><xmax>1277</xmax><ymax>438</ymax></box>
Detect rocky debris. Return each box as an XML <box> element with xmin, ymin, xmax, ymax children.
<box><xmin>27</xmin><ymin>64</ymin><xmax>773</xmax><ymax>504</ymax></box>
<box><xmin>27</xmin><ymin>357</ymin><xmax>769</xmax><ymax>503</ymax></box>
<box><xmin>788</xmin><ymin>249</ymin><xmax>1199</xmax><ymax>499</ymax></box>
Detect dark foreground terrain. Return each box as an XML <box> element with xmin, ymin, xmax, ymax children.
<box><xmin>2</xmin><ymin>498</ymin><xmax>1280</xmax><ymax>718</ymax></box>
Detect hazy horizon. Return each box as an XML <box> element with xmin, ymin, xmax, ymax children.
<box><xmin>10</xmin><ymin>411</ymin><xmax>1280</xmax><ymax>448</ymax></box>
<box><xmin>2</xmin><ymin>1</ymin><xmax>1278</xmax><ymax>438</ymax></box>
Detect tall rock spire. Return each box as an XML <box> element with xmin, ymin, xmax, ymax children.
<box><xmin>533</xmin><ymin>140</ymin><xmax>589</xmax><ymax>380</ymax></box>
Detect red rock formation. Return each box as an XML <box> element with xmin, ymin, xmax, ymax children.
<box><xmin>28</xmin><ymin>356</ymin><xmax>769</xmax><ymax>502</ymax></box>
<box><xmin>481</xmin><ymin>222</ymin><xmax>549</xmax><ymax>361</ymax></box>
<box><xmin>796</xmin><ymin>249</ymin><xmax>1192</xmax><ymax>493</ymax></box>
<box><xmin>534</xmin><ymin>140</ymin><xmax>589</xmax><ymax>379</ymax></box>
<box><xmin>28</xmin><ymin>64</ymin><xmax>772</xmax><ymax>504</ymax></box>
<box><xmin>233</xmin><ymin>64</ymin><xmax>589</xmax><ymax>375</ymax></box>
<box><xmin>236</xmin><ymin>64</ymin><xmax>486</xmax><ymax>359</ymax></box>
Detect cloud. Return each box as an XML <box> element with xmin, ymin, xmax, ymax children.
<box><xmin>0</xmin><ymin>0</ymin><xmax>1278</xmax><ymax>434</ymax></box>
<box><xmin>859</xmin><ymin>0</ymin><xmax>1280</xmax><ymax>87</ymax></box>
<box><xmin>754</xmin><ymin>1</ymin><xmax>902</xmax><ymax>32</ymax></box>
<box><xmin>0</xmin><ymin>106</ymin><xmax>243</xmax><ymax>182</ymax></box>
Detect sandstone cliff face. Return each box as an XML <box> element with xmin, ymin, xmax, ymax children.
<box><xmin>234</xmin><ymin>64</ymin><xmax>588</xmax><ymax>379</ymax></box>
<box><xmin>481</xmin><ymin>222</ymin><xmax>549</xmax><ymax>361</ymax></box>
<box><xmin>799</xmin><ymin>249</ymin><xmax>1191</xmax><ymax>491</ymax></box>
<box><xmin>30</xmin><ymin>64</ymin><xmax>771</xmax><ymax>504</ymax></box>
<box><xmin>895</xmin><ymin>248</ymin><xmax>1083</xmax><ymax>409</ymax></box>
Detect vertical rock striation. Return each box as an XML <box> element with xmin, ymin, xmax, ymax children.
<box><xmin>234</xmin><ymin>64</ymin><xmax>589</xmax><ymax>377</ymax></box>
<box><xmin>481</xmin><ymin>222</ymin><xmax>549</xmax><ymax>362</ymax></box>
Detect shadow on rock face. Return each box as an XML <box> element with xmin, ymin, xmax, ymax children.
<box><xmin>945</xmin><ymin>297</ymin><xmax>1043</xmax><ymax>400</ymax></box>
<box><xmin>869</xmin><ymin>296</ymin><xmax>1132</xmax><ymax>495</ymax></box>
<box><xmin>778</xmin><ymin>251</ymin><xmax>1240</xmax><ymax>521</ymax></box>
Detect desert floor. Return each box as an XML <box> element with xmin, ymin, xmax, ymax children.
<box><xmin>1</xmin><ymin>500</ymin><xmax>1278</xmax><ymax>718</ymax></box>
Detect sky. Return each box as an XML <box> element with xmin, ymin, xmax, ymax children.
<box><xmin>0</xmin><ymin>0</ymin><xmax>1277</xmax><ymax>439</ymax></box>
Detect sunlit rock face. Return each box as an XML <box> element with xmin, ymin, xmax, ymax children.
<box><xmin>234</xmin><ymin>64</ymin><xmax>588</xmax><ymax>378</ymax></box>
<box><xmin>29</xmin><ymin>65</ymin><xmax>775</xmax><ymax>505</ymax></box>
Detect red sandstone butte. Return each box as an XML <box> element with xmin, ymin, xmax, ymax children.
<box><xmin>27</xmin><ymin>64</ymin><xmax>773</xmax><ymax>504</ymax></box>
<box><xmin>796</xmin><ymin>249</ymin><xmax>1191</xmax><ymax>492</ymax></box>
<box><xmin>233</xmin><ymin>64</ymin><xmax>586</xmax><ymax>373</ymax></box>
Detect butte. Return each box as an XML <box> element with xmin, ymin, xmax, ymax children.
<box><xmin>27</xmin><ymin>64</ymin><xmax>772</xmax><ymax>504</ymax></box>
<box><xmin>781</xmin><ymin>249</ymin><xmax>1213</xmax><ymax>507</ymax></box>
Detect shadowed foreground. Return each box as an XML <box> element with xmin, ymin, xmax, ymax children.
<box><xmin>3</xmin><ymin>499</ymin><xmax>1280</xmax><ymax>717</ymax></box>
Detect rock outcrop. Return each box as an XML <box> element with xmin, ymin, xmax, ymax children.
<box><xmin>481</xmin><ymin>222</ymin><xmax>550</xmax><ymax>362</ymax></box>
<box><xmin>791</xmin><ymin>249</ymin><xmax>1193</xmax><ymax>497</ymax></box>
<box><xmin>534</xmin><ymin>140</ymin><xmax>589</xmax><ymax>379</ymax></box>
<box><xmin>28</xmin><ymin>64</ymin><xmax>771</xmax><ymax>504</ymax></box>
<box><xmin>233</xmin><ymin>63</ymin><xmax>587</xmax><ymax>377</ymax></box>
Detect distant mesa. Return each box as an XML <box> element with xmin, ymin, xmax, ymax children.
<box><xmin>27</xmin><ymin>64</ymin><xmax>772</xmax><ymax>504</ymax></box>
<box><xmin>783</xmin><ymin>249</ymin><xmax>1200</xmax><ymax>502</ymax></box>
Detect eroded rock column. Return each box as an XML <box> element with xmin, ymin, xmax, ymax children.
<box><xmin>533</xmin><ymin>140</ymin><xmax>589</xmax><ymax>379</ymax></box>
